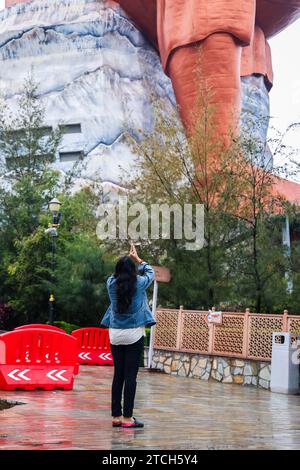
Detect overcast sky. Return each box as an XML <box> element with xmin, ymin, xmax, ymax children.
<box><xmin>270</xmin><ymin>21</ymin><xmax>300</xmax><ymax>128</ymax></box>
<box><xmin>0</xmin><ymin>1</ymin><xmax>299</xmax><ymax>154</ymax></box>
<box><xmin>268</xmin><ymin>20</ymin><xmax>300</xmax><ymax>174</ymax></box>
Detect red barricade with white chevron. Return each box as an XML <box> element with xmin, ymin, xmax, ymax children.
<box><xmin>71</xmin><ymin>328</ymin><xmax>113</xmax><ymax>366</ymax></box>
<box><xmin>15</xmin><ymin>324</ymin><xmax>65</xmax><ymax>333</ymax></box>
<box><xmin>0</xmin><ymin>328</ymin><xmax>79</xmax><ymax>391</ymax></box>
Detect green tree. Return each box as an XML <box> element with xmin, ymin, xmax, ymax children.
<box><xmin>0</xmin><ymin>75</ymin><xmax>62</xmax><ymax>320</ymax></box>
<box><xmin>124</xmin><ymin>89</ymin><xmax>245</xmax><ymax>309</ymax></box>
<box><xmin>0</xmin><ymin>77</ymin><xmax>113</xmax><ymax>326</ymax></box>
<box><xmin>54</xmin><ymin>236</ymin><xmax>113</xmax><ymax>326</ymax></box>
<box><xmin>5</xmin><ymin>190</ymin><xmax>113</xmax><ymax>325</ymax></box>
<box><xmin>47</xmin><ymin>187</ymin><xmax>114</xmax><ymax>325</ymax></box>
<box><xmin>0</xmin><ymin>76</ymin><xmax>61</xmax><ymax>181</ymax></box>
<box><xmin>225</xmin><ymin>117</ymin><xmax>291</xmax><ymax>312</ymax></box>
<box><xmin>6</xmin><ymin>227</ymin><xmax>52</xmax><ymax>323</ymax></box>
<box><xmin>124</xmin><ymin>84</ymin><xmax>293</xmax><ymax>312</ymax></box>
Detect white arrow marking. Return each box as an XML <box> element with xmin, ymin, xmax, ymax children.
<box><xmin>46</xmin><ymin>369</ymin><xmax>59</xmax><ymax>381</ymax></box>
<box><xmin>7</xmin><ymin>369</ymin><xmax>31</xmax><ymax>381</ymax></box>
<box><xmin>46</xmin><ymin>369</ymin><xmax>68</xmax><ymax>382</ymax></box>
<box><xmin>79</xmin><ymin>352</ymin><xmax>91</xmax><ymax>360</ymax></box>
<box><xmin>55</xmin><ymin>370</ymin><xmax>68</xmax><ymax>382</ymax></box>
<box><xmin>99</xmin><ymin>353</ymin><xmax>112</xmax><ymax>361</ymax></box>
<box><xmin>7</xmin><ymin>370</ymin><xmax>20</xmax><ymax>381</ymax></box>
<box><xmin>18</xmin><ymin>370</ymin><xmax>31</xmax><ymax>381</ymax></box>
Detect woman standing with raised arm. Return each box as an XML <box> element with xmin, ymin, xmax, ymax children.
<box><xmin>101</xmin><ymin>243</ymin><xmax>155</xmax><ymax>428</ymax></box>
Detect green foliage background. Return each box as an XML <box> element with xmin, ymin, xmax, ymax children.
<box><xmin>0</xmin><ymin>76</ymin><xmax>300</xmax><ymax>332</ymax></box>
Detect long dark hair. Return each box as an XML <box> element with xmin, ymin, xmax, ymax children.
<box><xmin>114</xmin><ymin>256</ymin><xmax>137</xmax><ymax>313</ymax></box>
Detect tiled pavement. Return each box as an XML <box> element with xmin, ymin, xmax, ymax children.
<box><xmin>1</xmin><ymin>366</ymin><xmax>300</xmax><ymax>450</ymax></box>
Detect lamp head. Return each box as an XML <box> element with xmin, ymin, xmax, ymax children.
<box><xmin>48</xmin><ymin>198</ymin><xmax>61</xmax><ymax>214</ymax></box>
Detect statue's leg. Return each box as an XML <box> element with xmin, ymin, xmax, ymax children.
<box><xmin>167</xmin><ymin>33</ymin><xmax>242</xmax><ymax>139</ymax></box>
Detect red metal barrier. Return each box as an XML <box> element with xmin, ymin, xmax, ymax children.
<box><xmin>0</xmin><ymin>328</ymin><xmax>79</xmax><ymax>390</ymax></box>
<box><xmin>15</xmin><ymin>324</ymin><xmax>65</xmax><ymax>333</ymax></box>
<box><xmin>72</xmin><ymin>328</ymin><xmax>113</xmax><ymax>366</ymax></box>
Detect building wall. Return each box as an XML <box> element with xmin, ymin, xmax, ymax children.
<box><xmin>144</xmin><ymin>348</ymin><xmax>272</xmax><ymax>390</ymax></box>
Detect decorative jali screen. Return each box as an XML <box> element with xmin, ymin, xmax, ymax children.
<box><xmin>153</xmin><ymin>309</ymin><xmax>300</xmax><ymax>361</ymax></box>
<box><xmin>247</xmin><ymin>315</ymin><xmax>283</xmax><ymax>360</ymax></box>
<box><xmin>180</xmin><ymin>311</ymin><xmax>209</xmax><ymax>353</ymax></box>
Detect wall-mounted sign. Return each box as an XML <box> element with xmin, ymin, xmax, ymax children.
<box><xmin>152</xmin><ymin>266</ymin><xmax>171</xmax><ymax>283</ymax></box>
<box><xmin>207</xmin><ymin>310</ymin><xmax>223</xmax><ymax>324</ymax></box>
<box><xmin>148</xmin><ymin>266</ymin><xmax>171</xmax><ymax>369</ymax></box>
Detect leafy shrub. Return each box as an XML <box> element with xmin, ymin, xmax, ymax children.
<box><xmin>0</xmin><ymin>304</ymin><xmax>16</xmax><ymax>331</ymax></box>
<box><xmin>52</xmin><ymin>321</ymin><xmax>80</xmax><ymax>335</ymax></box>
<box><xmin>145</xmin><ymin>327</ymin><xmax>151</xmax><ymax>347</ymax></box>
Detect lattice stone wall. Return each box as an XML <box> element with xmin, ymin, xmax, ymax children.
<box><xmin>288</xmin><ymin>317</ymin><xmax>300</xmax><ymax>335</ymax></box>
<box><xmin>247</xmin><ymin>316</ymin><xmax>283</xmax><ymax>359</ymax></box>
<box><xmin>180</xmin><ymin>311</ymin><xmax>209</xmax><ymax>352</ymax></box>
<box><xmin>213</xmin><ymin>314</ymin><xmax>245</xmax><ymax>356</ymax></box>
<box><xmin>154</xmin><ymin>309</ymin><xmax>179</xmax><ymax>350</ymax></box>
<box><xmin>154</xmin><ymin>309</ymin><xmax>300</xmax><ymax>361</ymax></box>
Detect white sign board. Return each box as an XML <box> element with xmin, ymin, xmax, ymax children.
<box><xmin>207</xmin><ymin>310</ymin><xmax>223</xmax><ymax>324</ymax></box>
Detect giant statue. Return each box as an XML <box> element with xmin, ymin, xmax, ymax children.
<box><xmin>5</xmin><ymin>0</ymin><xmax>300</xmax><ymax>135</ymax></box>
<box><xmin>115</xmin><ymin>0</ymin><xmax>300</xmax><ymax>135</ymax></box>
<box><xmin>3</xmin><ymin>0</ymin><xmax>300</xmax><ymax>201</ymax></box>
<box><xmin>6</xmin><ymin>0</ymin><xmax>300</xmax><ymax>134</ymax></box>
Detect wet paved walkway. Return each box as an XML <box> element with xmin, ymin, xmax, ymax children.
<box><xmin>0</xmin><ymin>366</ymin><xmax>300</xmax><ymax>450</ymax></box>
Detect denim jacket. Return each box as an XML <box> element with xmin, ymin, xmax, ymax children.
<box><xmin>101</xmin><ymin>262</ymin><xmax>156</xmax><ymax>329</ymax></box>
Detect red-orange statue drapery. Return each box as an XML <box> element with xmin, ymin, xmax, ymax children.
<box><xmin>4</xmin><ymin>1</ymin><xmax>300</xmax><ymax>193</ymax></box>
<box><xmin>5</xmin><ymin>1</ymin><xmax>300</xmax><ymax>135</ymax></box>
<box><xmin>116</xmin><ymin>0</ymin><xmax>300</xmax><ymax>135</ymax></box>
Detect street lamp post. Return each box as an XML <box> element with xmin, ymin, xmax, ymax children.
<box><xmin>46</xmin><ymin>198</ymin><xmax>62</xmax><ymax>323</ymax></box>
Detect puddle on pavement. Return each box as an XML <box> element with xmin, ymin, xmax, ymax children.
<box><xmin>0</xmin><ymin>399</ymin><xmax>24</xmax><ymax>411</ymax></box>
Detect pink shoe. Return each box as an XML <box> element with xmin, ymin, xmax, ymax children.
<box><xmin>122</xmin><ymin>417</ymin><xmax>144</xmax><ymax>428</ymax></box>
<box><xmin>112</xmin><ymin>420</ymin><xmax>122</xmax><ymax>427</ymax></box>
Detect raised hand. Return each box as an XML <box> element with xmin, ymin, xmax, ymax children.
<box><xmin>129</xmin><ymin>242</ymin><xmax>143</xmax><ymax>264</ymax></box>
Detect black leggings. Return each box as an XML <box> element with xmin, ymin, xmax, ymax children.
<box><xmin>110</xmin><ymin>336</ymin><xmax>144</xmax><ymax>418</ymax></box>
